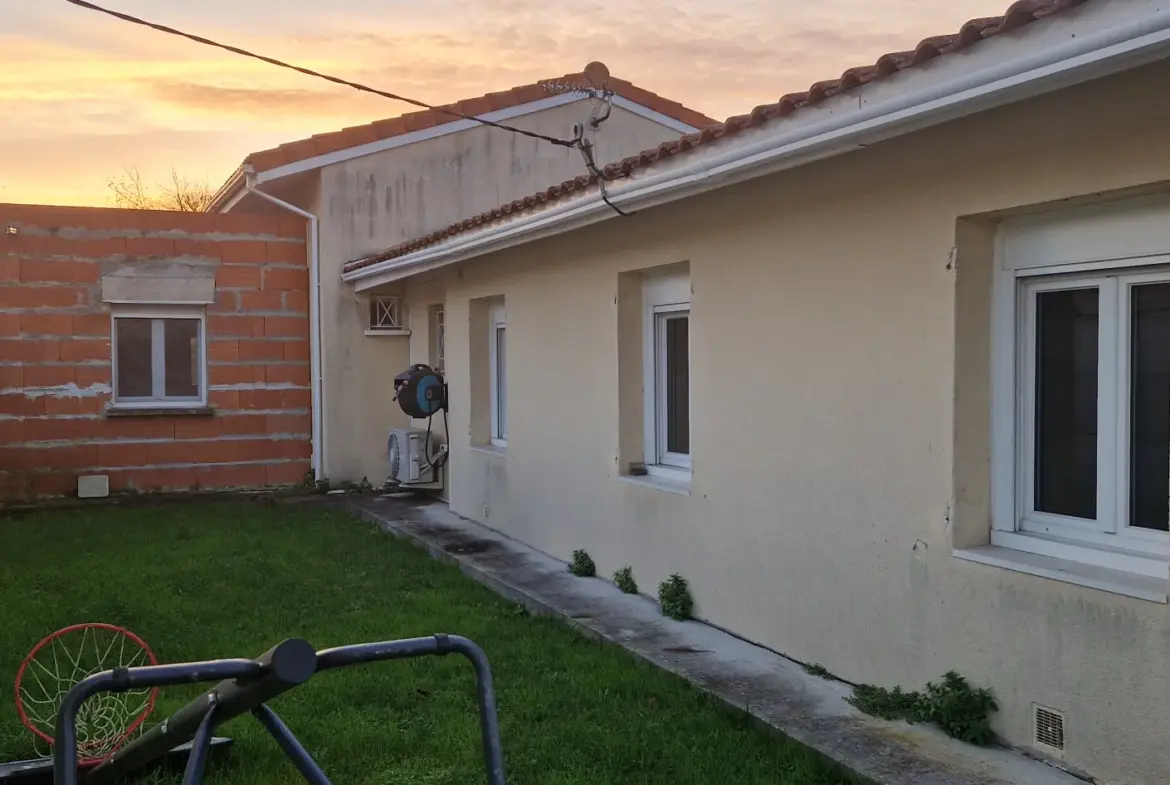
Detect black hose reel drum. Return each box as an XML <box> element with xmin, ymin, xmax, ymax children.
<box><xmin>393</xmin><ymin>364</ymin><xmax>447</xmax><ymax>418</ymax></box>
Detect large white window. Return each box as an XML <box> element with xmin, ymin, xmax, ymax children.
<box><xmin>489</xmin><ymin>301</ymin><xmax>507</xmax><ymax>447</ymax></box>
<box><xmin>643</xmin><ymin>274</ymin><xmax>690</xmax><ymax>480</ymax></box>
<box><xmin>994</xmin><ymin>233</ymin><xmax>1170</xmax><ymax>579</ymax></box>
<box><xmin>111</xmin><ymin>307</ymin><xmax>206</xmax><ymax>409</ymax></box>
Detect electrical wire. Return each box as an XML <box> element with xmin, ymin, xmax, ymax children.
<box><xmin>63</xmin><ymin>0</ymin><xmax>577</xmax><ymax>149</ymax></box>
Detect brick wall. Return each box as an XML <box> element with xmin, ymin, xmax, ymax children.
<box><xmin>0</xmin><ymin>204</ymin><xmax>311</xmax><ymax>502</ymax></box>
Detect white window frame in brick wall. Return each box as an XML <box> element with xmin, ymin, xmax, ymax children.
<box><xmin>489</xmin><ymin>301</ymin><xmax>507</xmax><ymax>448</ymax></box>
<box><xmin>642</xmin><ymin>273</ymin><xmax>691</xmax><ymax>483</ymax></box>
<box><xmin>110</xmin><ymin>305</ymin><xmax>207</xmax><ymax>409</ymax></box>
<box><xmin>369</xmin><ymin>295</ymin><xmax>406</xmax><ymax>331</ymax></box>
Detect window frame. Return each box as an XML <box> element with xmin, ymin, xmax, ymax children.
<box><xmin>488</xmin><ymin>301</ymin><xmax>507</xmax><ymax>447</ymax></box>
<box><xmin>110</xmin><ymin>305</ymin><xmax>208</xmax><ymax>410</ymax></box>
<box><xmin>642</xmin><ymin>274</ymin><xmax>691</xmax><ymax>482</ymax></box>
<box><xmin>992</xmin><ymin>252</ymin><xmax>1170</xmax><ymax>578</ymax></box>
<box><xmin>429</xmin><ymin>303</ymin><xmax>445</xmax><ymax>375</ymax></box>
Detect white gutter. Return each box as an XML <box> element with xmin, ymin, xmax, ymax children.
<box><xmin>344</xmin><ymin>4</ymin><xmax>1170</xmax><ymax>288</ymax></box>
<box><xmin>246</xmin><ymin>179</ymin><xmax>327</xmax><ymax>481</ymax></box>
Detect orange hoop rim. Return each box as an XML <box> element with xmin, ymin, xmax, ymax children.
<box><xmin>14</xmin><ymin>623</ymin><xmax>159</xmax><ymax>763</ymax></box>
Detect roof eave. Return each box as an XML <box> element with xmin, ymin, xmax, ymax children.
<box><xmin>344</xmin><ymin>2</ymin><xmax>1170</xmax><ymax>289</ymax></box>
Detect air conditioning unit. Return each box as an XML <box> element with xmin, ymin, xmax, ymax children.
<box><xmin>387</xmin><ymin>428</ymin><xmax>445</xmax><ymax>489</ymax></box>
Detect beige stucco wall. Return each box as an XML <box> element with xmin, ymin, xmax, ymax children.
<box><xmin>385</xmin><ymin>61</ymin><xmax>1170</xmax><ymax>784</ymax></box>
<box><xmin>314</xmin><ymin>102</ymin><xmax>690</xmax><ymax>482</ymax></box>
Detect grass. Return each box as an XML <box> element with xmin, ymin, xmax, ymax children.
<box><xmin>0</xmin><ymin>500</ymin><xmax>864</xmax><ymax>785</ymax></box>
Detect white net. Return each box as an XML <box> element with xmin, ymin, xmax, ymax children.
<box><xmin>16</xmin><ymin>625</ymin><xmax>156</xmax><ymax>763</ymax></box>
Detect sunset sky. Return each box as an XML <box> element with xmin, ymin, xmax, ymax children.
<box><xmin>2</xmin><ymin>0</ymin><xmax>1009</xmax><ymax>207</ymax></box>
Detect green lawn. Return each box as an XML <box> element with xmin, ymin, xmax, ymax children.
<box><xmin>0</xmin><ymin>501</ymin><xmax>862</xmax><ymax>785</ymax></box>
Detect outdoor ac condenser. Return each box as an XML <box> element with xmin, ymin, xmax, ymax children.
<box><xmin>387</xmin><ymin>428</ymin><xmax>445</xmax><ymax>489</ymax></box>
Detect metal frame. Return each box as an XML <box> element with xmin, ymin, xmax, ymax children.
<box><xmin>53</xmin><ymin>635</ymin><xmax>505</xmax><ymax>785</ymax></box>
<box><xmin>110</xmin><ymin>306</ymin><xmax>207</xmax><ymax>409</ymax></box>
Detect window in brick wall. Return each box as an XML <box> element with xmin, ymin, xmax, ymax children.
<box><xmin>111</xmin><ymin>306</ymin><xmax>206</xmax><ymax>408</ymax></box>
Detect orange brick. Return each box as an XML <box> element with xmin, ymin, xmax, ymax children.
<box><xmin>263</xmin><ymin>267</ymin><xmax>309</xmax><ymax>291</ymax></box>
<box><xmin>280</xmin><ymin>440</ymin><xmax>311</xmax><ymax>460</ymax></box>
<box><xmin>281</xmin><ymin>389</ymin><xmax>312</xmax><ymax>409</ymax></box>
<box><xmin>73</xmin><ymin>313</ymin><xmax>111</xmax><ymax>337</ymax></box>
<box><xmin>264</xmin><ymin>316</ymin><xmax>308</xmax><ymax>338</ymax></box>
<box><xmin>0</xmin><ymin>257</ymin><xmax>19</xmax><ymax>282</ymax></box>
<box><xmin>148</xmin><ymin>440</ymin><xmax>223</xmax><ymax>465</ymax></box>
<box><xmin>237</xmin><ymin>340</ymin><xmax>284</xmax><ymax>361</ymax></box>
<box><xmin>0</xmin><ymin>419</ymin><xmax>24</xmax><ymax>444</ymax></box>
<box><xmin>19</xmin><ymin>259</ymin><xmax>100</xmax><ymax>283</ymax></box>
<box><xmin>174</xmin><ymin>239</ymin><xmax>223</xmax><ymax>260</ymax></box>
<box><xmin>279</xmin><ymin>217</ymin><xmax>307</xmax><ymax>239</ymax></box>
<box><xmin>24</xmin><ymin>417</ymin><xmax>101</xmax><ymax>442</ymax></box>
<box><xmin>208</xmin><ymin>315</ymin><xmax>264</xmax><ymax>338</ymax></box>
<box><xmin>209</xmin><ymin>365</ymin><xmax>262</xmax><ymax>386</ymax></box>
<box><xmin>18</xmin><ymin>445</ymin><xmax>98</xmax><ymax>470</ymax></box>
<box><xmin>75</xmin><ymin>366</ymin><xmax>111</xmax><ymax>387</ymax></box>
<box><xmin>0</xmin><ymin>395</ymin><xmax>45</xmax><ymax>417</ymax></box>
<box><xmin>60</xmin><ymin>339</ymin><xmax>111</xmax><ymax>362</ymax></box>
<box><xmin>21</xmin><ymin>313</ymin><xmax>75</xmax><ymax>336</ymax></box>
<box><xmin>238</xmin><ymin>389</ymin><xmax>284</xmax><ymax>410</ymax></box>
<box><xmin>239</xmin><ymin>290</ymin><xmax>283</xmax><ymax>311</ymax></box>
<box><xmin>0</xmin><ymin>339</ymin><xmax>58</xmax><ymax>362</ymax></box>
<box><xmin>125</xmin><ymin>237</ymin><xmax>176</xmax><ymax>258</ymax></box>
<box><xmin>266</xmin><ymin>413</ymin><xmax>311</xmax><ymax>434</ymax></box>
<box><xmin>209</xmin><ymin>463</ymin><xmax>269</xmax><ymax>489</ymax></box>
<box><xmin>98</xmin><ymin>442</ymin><xmax>150</xmax><ymax>468</ymax></box>
<box><xmin>102</xmin><ymin>418</ymin><xmax>174</xmax><ymax>440</ymax></box>
<box><xmin>14</xmin><ymin>235</ymin><xmax>75</xmax><ymax>257</ymax></box>
<box><xmin>266</xmin><ymin>242</ymin><xmax>305</xmax><ymax>265</ymax></box>
<box><xmin>23</xmin><ymin>366</ymin><xmax>75</xmax><ymax>387</ymax></box>
<box><xmin>207</xmin><ymin>340</ymin><xmax>238</xmax><ymax>362</ymax></box>
<box><xmin>68</xmin><ymin>238</ymin><xmax>128</xmax><ymax>260</ymax></box>
<box><xmin>219</xmin><ymin>414</ymin><xmax>269</xmax><ymax>436</ymax></box>
<box><xmin>174</xmin><ymin>418</ymin><xmax>222</xmax><ymax>439</ymax></box>
<box><xmin>221</xmin><ymin>241</ymin><xmax>268</xmax><ymax>265</ymax></box>
<box><xmin>284</xmin><ymin>291</ymin><xmax>309</xmax><ymax>313</ymax></box>
<box><xmin>215</xmin><ymin>265</ymin><xmax>262</xmax><ymax>288</ymax></box>
<box><xmin>210</xmin><ymin>290</ymin><xmax>239</xmax><ymax>313</ymax></box>
<box><xmin>31</xmin><ymin>472</ymin><xmax>79</xmax><ymax>498</ymax></box>
<box><xmin>0</xmin><ymin>366</ymin><xmax>21</xmax><ymax>388</ymax></box>
<box><xmin>0</xmin><ymin>286</ymin><xmax>86</xmax><ymax>308</ymax></box>
<box><xmin>209</xmin><ymin>390</ymin><xmax>239</xmax><ymax>410</ymax></box>
<box><xmin>0</xmin><ymin>313</ymin><xmax>20</xmax><ymax>337</ymax></box>
<box><xmin>283</xmin><ymin>341</ymin><xmax>310</xmax><ymax>361</ymax></box>
<box><xmin>125</xmin><ymin>467</ymin><xmax>202</xmax><ymax>492</ymax></box>
<box><xmin>265</xmin><ymin>364</ymin><xmax>310</xmax><ymax>386</ymax></box>
<box><xmin>267</xmin><ymin>460</ymin><xmax>311</xmax><ymax>486</ymax></box>
<box><xmin>44</xmin><ymin>395</ymin><xmax>104</xmax><ymax>416</ymax></box>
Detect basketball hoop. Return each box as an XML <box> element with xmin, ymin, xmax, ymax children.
<box><xmin>14</xmin><ymin>624</ymin><xmax>158</xmax><ymax>766</ymax></box>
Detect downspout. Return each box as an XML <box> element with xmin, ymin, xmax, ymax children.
<box><xmin>244</xmin><ymin>175</ymin><xmax>326</xmax><ymax>482</ymax></box>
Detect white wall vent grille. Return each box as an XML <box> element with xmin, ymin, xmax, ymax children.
<box><xmin>370</xmin><ymin>296</ymin><xmax>405</xmax><ymax>330</ymax></box>
<box><xmin>1033</xmin><ymin>705</ymin><xmax>1065</xmax><ymax>757</ymax></box>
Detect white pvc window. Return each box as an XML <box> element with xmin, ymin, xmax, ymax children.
<box><xmin>489</xmin><ymin>301</ymin><xmax>507</xmax><ymax>447</ymax></box>
<box><xmin>643</xmin><ymin>274</ymin><xmax>691</xmax><ymax>480</ymax></box>
<box><xmin>994</xmin><ymin>261</ymin><xmax>1170</xmax><ymax>578</ymax></box>
<box><xmin>111</xmin><ymin>307</ymin><xmax>207</xmax><ymax>408</ymax></box>
<box><xmin>369</xmin><ymin>295</ymin><xmax>405</xmax><ymax>330</ymax></box>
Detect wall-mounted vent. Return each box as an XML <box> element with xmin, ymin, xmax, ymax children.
<box><xmin>1033</xmin><ymin>705</ymin><xmax>1065</xmax><ymax>757</ymax></box>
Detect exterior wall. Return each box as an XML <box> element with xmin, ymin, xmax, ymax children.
<box><xmin>393</xmin><ymin>61</ymin><xmax>1170</xmax><ymax>785</ymax></box>
<box><xmin>316</xmin><ymin>103</ymin><xmax>690</xmax><ymax>483</ymax></box>
<box><xmin>0</xmin><ymin>205</ymin><xmax>310</xmax><ymax>501</ymax></box>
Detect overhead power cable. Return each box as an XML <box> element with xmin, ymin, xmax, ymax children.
<box><xmin>63</xmin><ymin>0</ymin><xmax>577</xmax><ymax>148</ymax></box>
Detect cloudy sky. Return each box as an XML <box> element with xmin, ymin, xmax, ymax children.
<box><xmin>1</xmin><ymin>0</ymin><xmax>1008</xmax><ymax>206</ymax></box>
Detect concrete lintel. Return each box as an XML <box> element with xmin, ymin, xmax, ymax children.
<box><xmin>340</xmin><ymin>496</ymin><xmax>1087</xmax><ymax>785</ymax></box>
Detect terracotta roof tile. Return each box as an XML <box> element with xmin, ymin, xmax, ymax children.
<box><xmin>238</xmin><ymin>64</ymin><xmax>717</xmax><ymax>175</ymax></box>
<box><xmin>342</xmin><ymin>0</ymin><xmax>1092</xmax><ymax>276</ymax></box>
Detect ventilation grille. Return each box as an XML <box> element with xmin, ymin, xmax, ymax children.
<box><xmin>1033</xmin><ymin>705</ymin><xmax>1065</xmax><ymax>757</ymax></box>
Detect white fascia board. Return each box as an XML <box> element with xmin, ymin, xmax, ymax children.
<box><xmin>610</xmin><ymin>96</ymin><xmax>701</xmax><ymax>134</ymax></box>
<box><xmin>343</xmin><ymin>0</ymin><xmax>1170</xmax><ymax>287</ymax></box>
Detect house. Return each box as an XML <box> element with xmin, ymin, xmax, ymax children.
<box><xmin>334</xmin><ymin>0</ymin><xmax>1170</xmax><ymax>782</ymax></box>
<box><xmin>212</xmin><ymin>66</ymin><xmax>714</xmax><ymax>484</ymax></box>
<box><xmin>0</xmin><ymin>206</ymin><xmax>311</xmax><ymax>500</ymax></box>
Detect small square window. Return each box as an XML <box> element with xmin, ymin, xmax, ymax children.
<box><xmin>369</xmin><ymin>295</ymin><xmax>405</xmax><ymax>330</ymax></box>
<box><xmin>112</xmin><ymin>309</ymin><xmax>206</xmax><ymax>407</ymax></box>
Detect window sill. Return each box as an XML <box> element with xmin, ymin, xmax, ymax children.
<box><xmin>470</xmin><ymin>444</ymin><xmax>507</xmax><ymax>458</ymax></box>
<box><xmin>618</xmin><ymin>474</ymin><xmax>691</xmax><ymax>496</ymax></box>
<box><xmin>364</xmin><ymin>328</ymin><xmax>411</xmax><ymax>337</ymax></box>
<box><xmin>954</xmin><ymin>545</ymin><xmax>1167</xmax><ymax>603</ymax></box>
<box><xmin>105</xmin><ymin>405</ymin><xmax>215</xmax><ymax>418</ymax></box>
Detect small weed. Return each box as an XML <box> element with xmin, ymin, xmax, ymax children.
<box><xmin>302</xmin><ymin>469</ymin><xmax>317</xmax><ymax>491</ymax></box>
<box><xmin>315</xmin><ymin>477</ymin><xmax>331</xmax><ymax>494</ymax></box>
<box><xmin>568</xmin><ymin>550</ymin><xmax>596</xmax><ymax>577</ymax></box>
<box><xmin>849</xmin><ymin>670</ymin><xmax>997</xmax><ymax>745</ymax></box>
<box><xmin>357</xmin><ymin>476</ymin><xmax>374</xmax><ymax>493</ymax></box>
<box><xmin>658</xmin><ymin>574</ymin><xmax>693</xmax><ymax>620</ymax></box>
<box><xmin>507</xmin><ymin>603</ymin><xmax>531</xmax><ymax>618</ymax></box>
<box><xmin>803</xmin><ymin>663</ymin><xmax>832</xmax><ymax>679</ymax></box>
<box><xmin>613</xmin><ymin>566</ymin><xmax>638</xmax><ymax>594</ymax></box>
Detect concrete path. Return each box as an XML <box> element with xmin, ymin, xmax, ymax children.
<box><xmin>341</xmin><ymin>494</ymin><xmax>1086</xmax><ymax>785</ymax></box>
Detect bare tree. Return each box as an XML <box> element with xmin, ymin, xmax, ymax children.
<box><xmin>108</xmin><ymin>167</ymin><xmax>216</xmax><ymax>212</ymax></box>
